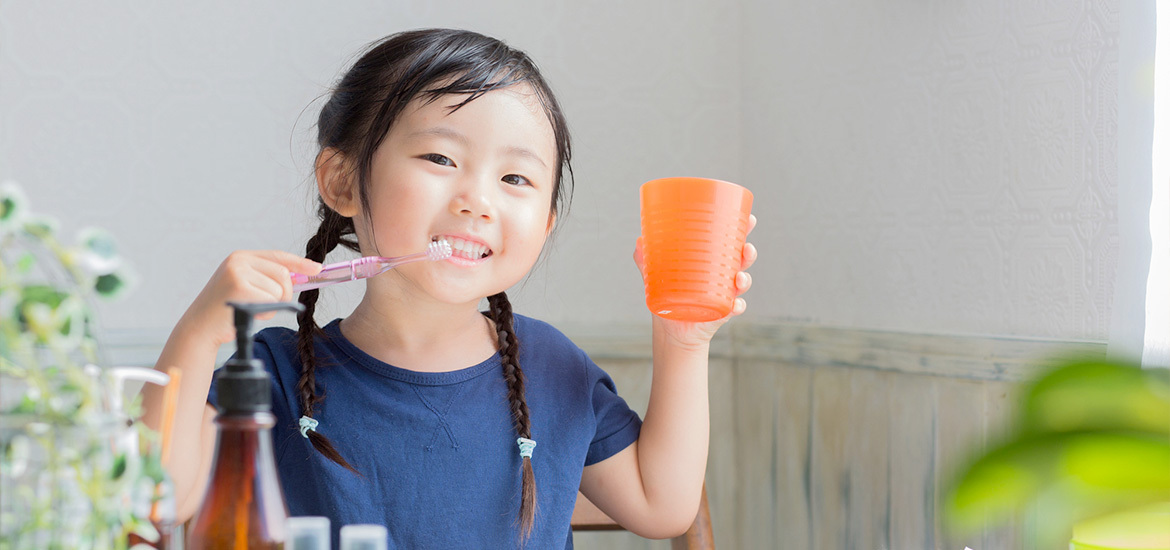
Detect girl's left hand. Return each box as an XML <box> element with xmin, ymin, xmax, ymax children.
<box><xmin>633</xmin><ymin>214</ymin><xmax>758</xmax><ymax>349</ymax></box>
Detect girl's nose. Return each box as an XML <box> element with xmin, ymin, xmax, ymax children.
<box><xmin>450</xmin><ymin>176</ymin><xmax>496</xmax><ymax>222</ymax></box>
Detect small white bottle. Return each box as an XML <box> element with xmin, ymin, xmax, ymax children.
<box><xmin>286</xmin><ymin>516</ymin><xmax>331</xmax><ymax>550</ymax></box>
<box><xmin>339</xmin><ymin>524</ymin><xmax>388</xmax><ymax>550</ymax></box>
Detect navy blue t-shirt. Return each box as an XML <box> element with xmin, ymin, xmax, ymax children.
<box><xmin>207</xmin><ymin>314</ymin><xmax>642</xmax><ymax>549</ymax></box>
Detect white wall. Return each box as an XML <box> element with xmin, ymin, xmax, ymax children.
<box><xmin>742</xmin><ymin>0</ymin><xmax>1119</xmax><ymax>339</ymax></box>
<box><xmin>0</xmin><ymin>1</ymin><xmax>742</xmax><ymax>342</ymax></box>
<box><xmin>2</xmin><ymin>0</ymin><xmax>1117</xmax><ymax>346</ymax></box>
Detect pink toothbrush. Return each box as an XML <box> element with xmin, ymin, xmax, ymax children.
<box><xmin>291</xmin><ymin>240</ymin><xmax>452</xmax><ymax>292</ymax></box>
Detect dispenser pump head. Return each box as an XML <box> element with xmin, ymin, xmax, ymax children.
<box><xmin>230</xmin><ymin>301</ymin><xmax>304</xmax><ymax>362</ymax></box>
<box><xmin>218</xmin><ymin>301</ymin><xmax>304</xmax><ymax>414</ymax></box>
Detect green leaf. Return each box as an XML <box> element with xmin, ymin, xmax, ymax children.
<box><xmin>94</xmin><ymin>272</ymin><xmax>124</xmax><ymax>297</ymax></box>
<box><xmin>1021</xmin><ymin>360</ymin><xmax>1170</xmax><ymax>435</ymax></box>
<box><xmin>15</xmin><ymin>252</ymin><xmax>34</xmax><ymax>274</ymax></box>
<box><xmin>141</xmin><ymin>453</ymin><xmax>168</xmax><ymax>485</ymax></box>
<box><xmin>0</xmin><ymin>195</ymin><xmax>15</xmax><ymax>221</ymax></box>
<box><xmin>0</xmin><ymin>181</ymin><xmax>28</xmax><ymax>233</ymax></box>
<box><xmin>1070</xmin><ymin>502</ymin><xmax>1170</xmax><ymax>547</ymax></box>
<box><xmin>111</xmin><ymin>453</ymin><xmax>127</xmax><ymax>480</ymax></box>
<box><xmin>13</xmin><ymin>394</ymin><xmax>38</xmax><ymax>414</ymax></box>
<box><xmin>1062</xmin><ymin>432</ymin><xmax>1170</xmax><ymax>488</ymax></box>
<box><xmin>22</xmin><ymin>215</ymin><xmax>57</xmax><ymax>238</ymax></box>
<box><xmin>945</xmin><ymin>431</ymin><xmax>1170</xmax><ymax>536</ymax></box>
<box><xmin>19</xmin><ymin>285</ymin><xmax>69</xmax><ymax>308</ymax></box>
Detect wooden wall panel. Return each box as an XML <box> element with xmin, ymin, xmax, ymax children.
<box><xmin>733</xmin><ymin>357</ymin><xmax>778</xmax><ymax>548</ymax></box>
<box><xmin>564</xmin><ymin>321</ymin><xmax>1105</xmax><ymax>549</ymax></box>
<box><xmin>981</xmin><ymin>380</ymin><xmax>1022</xmax><ymax>550</ymax></box>
<box><xmin>934</xmin><ymin>377</ymin><xmax>989</xmax><ymax>550</ymax></box>
<box><xmin>888</xmin><ymin>373</ymin><xmax>936</xmax><ymax>550</ymax></box>
<box><xmin>771</xmin><ymin>361</ymin><xmax>814</xmax><ymax>550</ymax></box>
<box><xmin>708</xmin><ymin>357</ymin><xmax>738</xmax><ymax>549</ymax></box>
<box><xmin>844</xmin><ymin>368</ymin><xmax>891</xmax><ymax>549</ymax></box>
<box><xmin>732</xmin><ymin>359</ymin><xmax>814</xmax><ymax>549</ymax></box>
<box><xmin>809</xmin><ymin>366</ymin><xmax>853</xmax><ymax>550</ymax></box>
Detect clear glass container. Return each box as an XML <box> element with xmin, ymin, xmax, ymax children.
<box><xmin>287</xmin><ymin>516</ymin><xmax>331</xmax><ymax>550</ymax></box>
<box><xmin>0</xmin><ymin>413</ymin><xmax>133</xmax><ymax>548</ymax></box>
<box><xmin>339</xmin><ymin>524</ymin><xmax>388</xmax><ymax>550</ymax></box>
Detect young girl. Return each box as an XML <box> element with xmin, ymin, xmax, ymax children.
<box><xmin>144</xmin><ymin>28</ymin><xmax>756</xmax><ymax>548</ymax></box>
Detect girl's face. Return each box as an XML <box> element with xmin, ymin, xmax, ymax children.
<box><xmin>355</xmin><ymin>84</ymin><xmax>558</xmax><ymax>305</ymax></box>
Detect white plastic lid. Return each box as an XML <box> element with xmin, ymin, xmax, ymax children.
<box><xmin>339</xmin><ymin>523</ymin><xmax>388</xmax><ymax>550</ymax></box>
<box><xmin>286</xmin><ymin>516</ymin><xmax>331</xmax><ymax>550</ymax></box>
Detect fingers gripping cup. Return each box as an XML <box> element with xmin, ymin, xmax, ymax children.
<box><xmin>640</xmin><ymin>177</ymin><xmax>753</xmax><ymax>322</ymax></box>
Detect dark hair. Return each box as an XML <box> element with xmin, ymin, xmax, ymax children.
<box><xmin>295</xmin><ymin>28</ymin><xmax>572</xmax><ymax>539</ymax></box>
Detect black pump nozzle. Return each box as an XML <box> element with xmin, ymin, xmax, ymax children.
<box><xmin>229</xmin><ymin>301</ymin><xmax>305</xmax><ymax>362</ymax></box>
<box><xmin>217</xmin><ymin>301</ymin><xmax>304</xmax><ymax>415</ymax></box>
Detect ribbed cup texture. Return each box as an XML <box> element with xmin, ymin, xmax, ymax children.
<box><xmin>641</xmin><ymin>177</ymin><xmax>753</xmax><ymax>322</ymax></box>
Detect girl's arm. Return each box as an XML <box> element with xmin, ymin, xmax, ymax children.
<box><xmin>139</xmin><ymin>250</ymin><xmax>321</xmax><ymax>522</ymax></box>
<box><xmin>579</xmin><ymin>216</ymin><xmax>757</xmax><ymax>539</ymax></box>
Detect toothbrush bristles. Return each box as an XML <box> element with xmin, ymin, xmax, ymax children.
<box><xmin>428</xmin><ymin>239</ymin><xmax>453</xmax><ymax>260</ymax></box>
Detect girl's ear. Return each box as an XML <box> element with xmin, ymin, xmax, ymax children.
<box><xmin>545</xmin><ymin>212</ymin><xmax>556</xmax><ymax>236</ymax></box>
<box><xmin>316</xmin><ymin>148</ymin><xmax>360</xmax><ymax>217</ymax></box>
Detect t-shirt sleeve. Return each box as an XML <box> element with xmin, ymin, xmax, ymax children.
<box><xmin>583</xmin><ymin>354</ymin><xmax>642</xmax><ymax>466</ymax></box>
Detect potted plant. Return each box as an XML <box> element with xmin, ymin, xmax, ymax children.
<box><xmin>0</xmin><ymin>181</ymin><xmax>170</xmax><ymax>549</ymax></box>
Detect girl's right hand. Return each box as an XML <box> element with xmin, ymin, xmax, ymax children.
<box><xmin>178</xmin><ymin>250</ymin><xmax>322</xmax><ymax>348</ymax></box>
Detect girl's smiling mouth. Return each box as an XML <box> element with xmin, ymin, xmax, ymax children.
<box><xmin>432</xmin><ymin>235</ymin><xmax>493</xmax><ymax>262</ymax></box>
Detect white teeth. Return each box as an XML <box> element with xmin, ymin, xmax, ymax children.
<box><xmin>439</xmin><ymin>236</ymin><xmax>490</xmax><ymax>259</ymax></box>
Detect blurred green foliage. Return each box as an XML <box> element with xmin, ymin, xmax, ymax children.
<box><xmin>0</xmin><ymin>181</ymin><xmax>160</xmax><ymax>549</ymax></box>
<box><xmin>945</xmin><ymin>359</ymin><xmax>1170</xmax><ymax>544</ymax></box>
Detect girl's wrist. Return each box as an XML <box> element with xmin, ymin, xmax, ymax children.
<box><xmin>650</xmin><ymin>315</ymin><xmax>714</xmax><ymax>356</ymax></box>
<box><xmin>175</xmin><ymin>304</ymin><xmax>232</xmax><ymax>351</ymax></box>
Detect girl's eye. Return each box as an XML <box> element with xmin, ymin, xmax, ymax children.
<box><xmin>422</xmin><ymin>153</ymin><xmax>454</xmax><ymax>167</ymax></box>
<box><xmin>502</xmin><ymin>174</ymin><xmax>531</xmax><ymax>187</ymax></box>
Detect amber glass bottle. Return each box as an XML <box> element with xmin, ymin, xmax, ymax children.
<box><xmin>187</xmin><ymin>412</ymin><xmax>287</xmax><ymax>549</ymax></box>
<box><xmin>187</xmin><ymin>302</ymin><xmax>302</xmax><ymax>550</ymax></box>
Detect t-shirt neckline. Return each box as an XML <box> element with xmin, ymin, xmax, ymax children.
<box><xmin>322</xmin><ymin>318</ymin><xmax>502</xmax><ymax>386</ymax></box>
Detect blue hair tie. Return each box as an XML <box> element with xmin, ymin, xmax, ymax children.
<box><xmin>517</xmin><ymin>437</ymin><xmax>536</xmax><ymax>459</ymax></box>
<box><xmin>299</xmin><ymin>416</ymin><xmax>319</xmax><ymax>438</ymax></box>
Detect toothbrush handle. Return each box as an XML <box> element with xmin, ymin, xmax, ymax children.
<box><xmin>375</xmin><ymin>250</ymin><xmax>429</xmax><ymax>270</ymax></box>
<box><xmin>291</xmin><ymin>251</ymin><xmax>434</xmax><ymax>292</ymax></box>
<box><xmin>291</xmin><ymin>260</ymin><xmax>359</xmax><ymax>292</ymax></box>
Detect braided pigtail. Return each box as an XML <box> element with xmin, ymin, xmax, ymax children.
<box><xmin>487</xmin><ymin>292</ymin><xmax>537</xmax><ymax>539</ymax></box>
<box><xmin>295</xmin><ymin>205</ymin><xmax>361</xmax><ymax>474</ymax></box>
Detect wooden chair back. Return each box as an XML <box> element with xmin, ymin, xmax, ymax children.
<box><xmin>570</xmin><ymin>484</ymin><xmax>714</xmax><ymax>550</ymax></box>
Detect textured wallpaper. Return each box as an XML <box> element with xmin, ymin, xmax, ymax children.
<box><xmin>1</xmin><ymin>0</ymin><xmax>1117</xmax><ymax>343</ymax></box>
<box><xmin>0</xmin><ymin>1</ymin><xmax>743</xmax><ymax>337</ymax></box>
<box><xmin>741</xmin><ymin>0</ymin><xmax>1119</xmax><ymax>340</ymax></box>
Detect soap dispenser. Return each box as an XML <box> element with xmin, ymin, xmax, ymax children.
<box><xmin>187</xmin><ymin>301</ymin><xmax>304</xmax><ymax>550</ymax></box>
<box><xmin>100</xmin><ymin>365</ymin><xmax>175</xmax><ymax>549</ymax></box>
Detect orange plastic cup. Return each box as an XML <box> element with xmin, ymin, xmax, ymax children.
<box><xmin>640</xmin><ymin>177</ymin><xmax>753</xmax><ymax>322</ymax></box>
